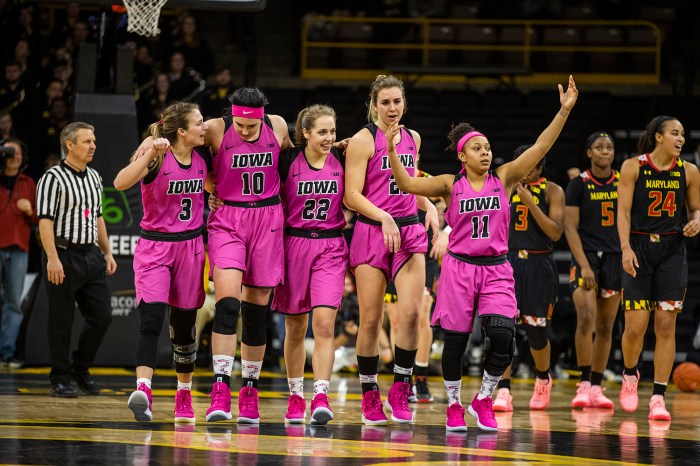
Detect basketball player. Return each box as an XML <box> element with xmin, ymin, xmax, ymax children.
<box><xmin>114</xmin><ymin>102</ymin><xmax>208</xmax><ymax>422</ymax></box>
<box><xmin>565</xmin><ymin>132</ymin><xmax>621</xmax><ymax>410</ymax></box>
<box><xmin>617</xmin><ymin>115</ymin><xmax>700</xmax><ymax>421</ymax></box>
<box><xmin>344</xmin><ymin>75</ymin><xmax>439</xmax><ymax>425</ymax></box>
<box><xmin>272</xmin><ymin>104</ymin><xmax>347</xmax><ymax>426</ymax></box>
<box><xmin>494</xmin><ymin>146</ymin><xmax>564</xmax><ymax>412</ymax></box>
<box><xmin>384</xmin><ymin>76</ymin><xmax>578</xmax><ymax>431</ymax></box>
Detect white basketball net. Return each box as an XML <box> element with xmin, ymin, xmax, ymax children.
<box><xmin>123</xmin><ymin>0</ymin><xmax>168</xmax><ymax>37</ymax></box>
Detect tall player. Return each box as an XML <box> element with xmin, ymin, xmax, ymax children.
<box><xmin>384</xmin><ymin>76</ymin><xmax>578</xmax><ymax>431</ymax></box>
<box><xmin>272</xmin><ymin>104</ymin><xmax>347</xmax><ymax>425</ymax></box>
<box><xmin>136</xmin><ymin>87</ymin><xmax>292</xmax><ymax>423</ymax></box>
<box><xmin>114</xmin><ymin>102</ymin><xmax>209</xmax><ymax>423</ymax></box>
<box><xmin>344</xmin><ymin>75</ymin><xmax>439</xmax><ymax>425</ymax></box>
<box><xmin>494</xmin><ymin>147</ymin><xmax>564</xmax><ymax>412</ymax></box>
<box><xmin>565</xmin><ymin>132</ymin><xmax>621</xmax><ymax>410</ymax></box>
<box><xmin>617</xmin><ymin>116</ymin><xmax>700</xmax><ymax>420</ymax></box>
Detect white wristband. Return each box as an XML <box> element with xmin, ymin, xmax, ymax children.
<box><xmin>442</xmin><ymin>225</ymin><xmax>452</xmax><ymax>235</ymax></box>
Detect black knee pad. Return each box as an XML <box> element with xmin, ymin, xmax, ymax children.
<box><xmin>213</xmin><ymin>297</ymin><xmax>240</xmax><ymax>335</ymax></box>
<box><xmin>241</xmin><ymin>301</ymin><xmax>268</xmax><ymax>346</ymax></box>
<box><xmin>136</xmin><ymin>302</ymin><xmax>167</xmax><ymax>368</ymax></box>
<box><xmin>170</xmin><ymin>307</ymin><xmax>197</xmax><ymax>373</ymax></box>
<box><xmin>524</xmin><ymin>322</ymin><xmax>549</xmax><ymax>351</ymax></box>
<box><xmin>482</xmin><ymin>315</ymin><xmax>516</xmax><ymax>376</ymax></box>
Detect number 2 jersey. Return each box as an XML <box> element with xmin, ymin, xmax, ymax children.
<box><xmin>446</xmin><ymin>170</ymin><xmax>510</xmax><ymax>256</ymax></box>
<box><xmin>565</xmin><ymin>169</ymin><xmax>620</xmax><ymax>252</ymax></box>
<box><xmin>631</xmin><ymin>154</ymin><xmax>686</xmax><ymax>234</ymax></box>
<box><xmin>278</xmin><ymin>147</ymin><xmax>345</xmax><ymax>230</ymax></box>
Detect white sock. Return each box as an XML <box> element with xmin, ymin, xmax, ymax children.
<box><xmin>288</xmin><ymin>377</ymin><xmax>304</xmax><ymax>396</ymax></box>
<box><xmin>313</xmin><ymin>380</ymin><xmax>330</xmax><ymax>398</ymax></box>
<box><xmin>478</xmin><ymin>371</ymin><xmax>501</xmax><ymax>400</ymax></box>
<box><xmin>212</xmin><ymin>354</ymin><xmax>235</xmax><ymax>377</ymax></box>
<box><xmin>136</xmin><ymin>378</ymin><xmax>151</xmax><ymax>389</ymax></box>
<box><xmin>241</xmin><ymin>359</ymin><xmax>263</xmax><ymax>381</ymax></box>
<box><xmin>177</xmin><ymin>381</ymin><xmax>192</xmax><ymax>391</ymax></box>
<box><xmin>444</xmin><ymin>379</ymin><xmax>462</xmax><ymax>406</ymax></box>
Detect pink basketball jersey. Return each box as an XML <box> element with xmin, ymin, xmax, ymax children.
<box><xmin>281</xmin><ymin>148</ymin><xmax>345</xmax><ymax>230</ymax></box>
<box><xmin>361</xmin><ymin>123</ymin><xmax>418</xmax><ymax>217</ymax></box>
<box><xmin>213</xmin><ymin>115</ymin><xmax>281</xmax><ymax>202</ymax></box>
<box><xmin>446</xmin><ymin>171</ymin><xmax>510</xmax><ymax>256</ymax></box>
<box><xmin>140</xmin><ymin>151</ymin><xmax>207</xmax><ymax>232</ymax></box>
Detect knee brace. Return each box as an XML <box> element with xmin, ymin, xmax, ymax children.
<box><xmin>170</xmin><ymin>307</ymin><xmax>197</xmax><ymax>373</ymax></box>
<box><xmin>482</xmin><ymin>315</ymin><xmax>516</xmax><ymax>377</ymax></box>
<box><xmin>136</xmin><ymin>302</ymin><xmax>167</xmax><ymax>368</ymax></box>
<box><xmin>213</xmin><ymin>297</ymin><xmax>240</xmax><ymax>335</ymax></box>
<box><xmin>241</xmin><ymin>301</ymin><xmax>268</xmax><ymax>346</ymax></box>
<box><xmin>524</xmin><ymin>322</ymin><xmax>549</xmax><ymax>351</ymax></box>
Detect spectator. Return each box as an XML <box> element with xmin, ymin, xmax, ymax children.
<box><xmin>198</xmin><ymin>67</ymin><xmax>235</xmax><ymax>120</ymax></box>
<box><xmin>173</xmin><ymin>14</ymin><xmax>215</xmax><ymax>79</ymax></box>
<box><xmin>167</xmin><ymin>51</ymin><xmax>199</xmax><ymax>101</ymax></box>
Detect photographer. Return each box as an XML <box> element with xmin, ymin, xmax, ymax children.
<box><xmin>0</xmin><ymin>138</ymin><xmax>36</xmax><ymax>366</ymax></box>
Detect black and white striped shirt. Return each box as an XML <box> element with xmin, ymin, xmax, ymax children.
<box><xmin>36</xmin><ymin>161</ymin><xmax>103</xmax><ymax>245</ymax></box>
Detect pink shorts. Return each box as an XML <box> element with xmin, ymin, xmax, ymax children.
<box><xmin>207</xmin><ymin>203</ymin><xmax>284</xmax><ymax>287</ymax></box>
<box><xmin>349</xmin><ymin>220</ymin><xmax>428</xmax><ymax>280</ymax></box>
<box><xmin>133</xmin><ymin>236</ymin><xmax>206</xmax><ymax>309</ymax></box>
<box><xmin>273</xmin><ymin>234</ymin><xmax>348</xmax><ymax>315</ymax></box>
<box><xmin>432</xmin><ymin>253</ymin><xmax>517</xmax><ymax>333</ymax></box>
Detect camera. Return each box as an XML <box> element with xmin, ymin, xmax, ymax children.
<box><xmin>0</xmin><ymin>145</ymin><xmax>14</xmax><ymax>159</ymax></box>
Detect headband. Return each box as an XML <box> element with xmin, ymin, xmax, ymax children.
<box><xmin>457</xmin><ymin>131</ymin><xmax>485</xmax><ymax>153</ymax></box>
<box><xmin>231</xmin><ymin>105</ymin><xmax>264</xmax><ymax>119</ymax></box>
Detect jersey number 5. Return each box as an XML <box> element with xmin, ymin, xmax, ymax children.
<box><xmin>601</xmin><ymin>201</ymin><xmax>614</xmax><ymax>226</ymax></box>
<box><xmin>648</xmin><ymin>191</ymin><xmax>676</xmax><ymax>217</ymax></box>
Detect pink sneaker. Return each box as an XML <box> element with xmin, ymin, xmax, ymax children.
<box><xmin>619</xmin><ymin>371</ymin><xmax>639</xmax><ymax>413</ymax></box>
<box><xmin>310</xmin><ymin>393</ymin><xmax>334</xmax><ymax>425</ymax></box>
<box><xmin>285</xmin><ymin>394</ymin><xmax>306</xmax><ymax>424</ymax></box>
<box><xmin>206</xmin><ymin>382</ymin><xmax>232</xmax><ymax>422</ymax></box>
<box><xmin>589</xmin><ymin>385</ymin><xmax>614</xmax><ymax>409</ymax></box>
<box><xmin>493</xmin><ymin>388</ymin><xmax>513</xmax><ymax>412</ymax></box>
<box><xmin>361</xmin><ymin>390</ymin><xmax>388</xmax><ymax>425</ymax></box>
<box><xmin>529</xmin><ymin>375</ymin><xmax>552</xmax><ymax>410</ymax></box>
<box><xmin>571</xmin><ymin>381</ymin><xmax>591</xmax><ymax>408</ymax></box>
<box><xmin>174</xmin><ymin>389</ymin><xmax>196</xmax><ymax>423</ymax></box>
<box><xmin>237</xmin><ymin>386</ymin><xmax>260</xmax><ymax>424</ymax></box>
<box><xmin>648</xmin><ymin>395</ymin><xmax>671</xmax><ymax>421</ymax></box>
<box><xmin>128</xmin><ymin>383</ymin><xmax>153</xmax><ymax>422</ymax></box>
<box><xmin>384</xmin><ymin>381</ymin><xmax>414</xmax><ymax>423</ymax></box>
<box><xmin>445</xmin><ymin>403</ymin><xmax>467</xmax><ymax>432</ymax></box>
<box><xmin>468</xmin><ymin>394</ymin><xmax>498</xmax><ymax>431</ymax></box>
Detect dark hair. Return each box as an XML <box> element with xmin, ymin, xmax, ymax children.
<box><xmin>637</xmin><ymin>115</ymin><xmax>678</xmax><ymax>154</ymax></box>
<box><xmin>367</xmin><ymin>75</ymin><xmax>406</xmax><ymax>123</ymax></box>
<box><xmin>294</xmin><ymin>104</ymin><xmax>336</xmax><ymax>147</ymax></box>
<box><xmin>586</xmin><ymin>131</ymin><xmax>614</xmax><ymax>149</ymax></box>
<box><xmin>446</xmin><ymin>122</ymin><xmax>477</xmax><ymax>152</ymax></box>
<box><xmin>512</xmin><ymin>143</ymin><xmax>545</xmax><ymax>170</ymax></box>
<box><xmin>228</xmin><ymin>87</ymin><xmax>268</xmax><ymax>108</ymax></box>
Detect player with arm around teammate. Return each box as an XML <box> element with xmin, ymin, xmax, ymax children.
<box><xmin>385</xmin><ymin>76</ymin><xmax>578</xmax><ymax>431</ymax></box>
<box><xmin>114</xmin><ymin>101</ymin><xmax>209</xmax><ymax>423</ymax></box>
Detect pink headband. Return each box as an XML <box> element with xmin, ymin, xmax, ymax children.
<box><xmin>231</xmin><ymin>105</ymin><xmax>264</xmax><ymax>119</ymax></box>
<box><xmin>457</xmin><ymin>131</ymin><xmax>485</xmax><ymax>153</ymax></box>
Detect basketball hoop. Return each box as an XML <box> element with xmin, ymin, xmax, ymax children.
<box><xmin>122</xmin><ymin>0</ymin><xmax>168</xmax><ymax>37</ymax></box>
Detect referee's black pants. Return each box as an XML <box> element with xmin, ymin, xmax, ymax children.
<box><xmin>42</xmin><ymin>245</ymin><xmax>112</xmax><ymax>384</ymax></box>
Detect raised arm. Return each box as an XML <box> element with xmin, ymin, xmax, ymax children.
<box><xmin>113</xmin><ymin>138</ymin><xmax>171</xmax><ymax>190</ymax></box>
<box><xmin>497</xmin><ymin>75</ymin><xmax>578</xmax><ymax>192</ymax></box>
<box><xmin>617</xmin><ymin>157</ymin><xmax>639</xmax><ymax>277</ymax></box>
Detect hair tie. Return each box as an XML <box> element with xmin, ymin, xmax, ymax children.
<box><xmin>158</xmin><ymin>119</ymin><xmax>164</xmax><ymax>126</ymax></box>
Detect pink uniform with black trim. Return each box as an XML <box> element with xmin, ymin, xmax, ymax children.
<box><xmin>432</xmin><ymin>171</ymin><xmax>517</xmax><ymax>333</ymax></box>
<box><xmin>349</xmin><ymin>123</ymin><xmax>428</xmax><ymax>279</ymax></box>
<box><xmin>207</xmin><ymin>115</ymin><xmax>284</xmax><ymax>287</ymax></box>
<box><xmin>133</xmin><ymin>151</ymin><xmax>207</xmax><ymax>309</ymax></box>
<box><xmin>273</xmin><ymin>148</ymin><xmax>348</xmax><ymax>314</ymax></box>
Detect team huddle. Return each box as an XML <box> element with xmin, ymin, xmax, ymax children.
<box><xmin>114</xmin><ymin>73</ymin><xmax>700</xmax><ymax>431</ymax></box>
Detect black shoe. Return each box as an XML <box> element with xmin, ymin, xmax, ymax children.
<box><xmin>71</xmin><ymin>369</ymin><xmax>101</xmax><ymax>395</ymax></box>
<box><xmin>51</xmin><ymin>382</ymin><xmax>79</xmax><ymax>398</ymax></box>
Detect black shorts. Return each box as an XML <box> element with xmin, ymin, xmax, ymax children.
<box><xmin>622</xmin><ymin>234</ymin><xmax>687</xmax><ymax>311</ymax></box>
<box><xmin>569</xmin><ymin>250</ymin><xmax>622</xmax><ymax>296</ymax></box>
<box><xmin>507</xmin><ymin>250</ymin><xmax>558</xmax><ymax>324</ymax></box>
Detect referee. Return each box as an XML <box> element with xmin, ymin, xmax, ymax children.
<box><xmin>36</xmin><ymin>122</ymin><xmax>117</xmax><ymax>398</ymax></box>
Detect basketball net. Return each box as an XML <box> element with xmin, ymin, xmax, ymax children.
<box><xmin>122</xmin><ymin>0</ymin><xmax>168</xmax><ymax>37</ymax></box>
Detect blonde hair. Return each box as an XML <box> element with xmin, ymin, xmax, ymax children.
<box><xmin>294</xmin><ymin>104</ymin><xmax>336</xmax><ymax>147</ymax></box>
<box><xmin>366</xmin><ymin>74</ymin><xmax>406</xmax><ymax>123</ymax></box>
<box><xmin>131</xmin><ymin>101</ymin><xmax>200</xmax><ymax>171</ymax></box>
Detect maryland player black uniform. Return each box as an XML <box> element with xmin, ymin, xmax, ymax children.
<box><xmin>623</xmin><ymin>154</ymin><xmax>687</xmax><ymax>310</ymax></box>
<box><xmin>507</xmin><ymin>177</ymin><xmax>559</xmax><ymax>329</ymax></box>
<box><xmin>566</xmin><ymin>169</ymin><xmax>622</xmax><ymax>296</ymax></box>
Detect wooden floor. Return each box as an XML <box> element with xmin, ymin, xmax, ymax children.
<box><xmin>1</xmin><ymin>366</ymin><xmax>698</xmax><ymax>465</ymax></box>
